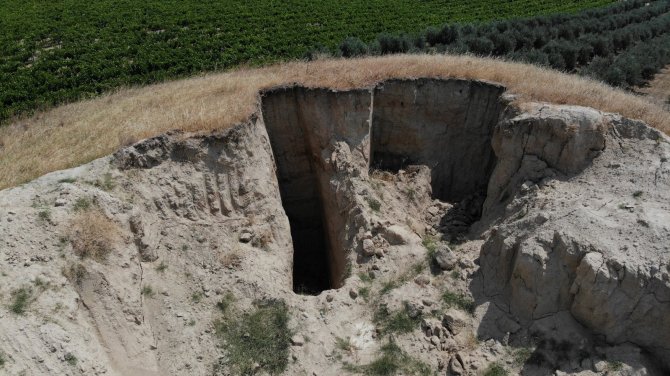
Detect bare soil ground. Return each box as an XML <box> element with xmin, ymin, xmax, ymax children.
<box><xmin>639</xmin><ymin>66</ymin><xmax>670</xmax><ymax>110</ymax></box>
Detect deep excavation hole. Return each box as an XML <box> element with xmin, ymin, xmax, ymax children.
<box><xmin>261</xmin><ymin>80</ymin><xmax>506</xmax><ymax>292</ymax></box>
<box><xmin>261</xmin><ymin>87</ymin><xmax>370</xmax><ymax>294</ymax></box>
<box><xmin>371</xmin><ymin>79</ymin><xmax>506</xmax><ymax>235</ymax></box>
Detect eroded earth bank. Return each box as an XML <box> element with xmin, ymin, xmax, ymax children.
<box><xmin>0</xmin><ymin>78</ymin><xmax>669</xmax><ymax>376</ymax></box>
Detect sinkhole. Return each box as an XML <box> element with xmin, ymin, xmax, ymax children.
<box><xmin>261</xmin><ymin>79</ymin><xmax>506</xmax><ymax>294</ymax></box>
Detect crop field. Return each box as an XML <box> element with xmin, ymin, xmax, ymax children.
<box><xmin>336</xmin><ymin>0</ymin><xmax>670</xmax><ymax>89</ymax></box>
<box><xmin>0</xmin><ymin>0</ymin><xmax>614</xmax><ymax>123</ymax></box>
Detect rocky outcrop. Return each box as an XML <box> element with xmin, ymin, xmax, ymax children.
<box><xmin>478</xmin><ymin>104</ymin><xmax>670</xmax><ymax>370</ymax></box>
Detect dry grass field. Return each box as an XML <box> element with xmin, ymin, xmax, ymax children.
<box><xmin>0</xmin><ymin>54</ymin><xmax>668</xmax><ymax>190</ymax></box>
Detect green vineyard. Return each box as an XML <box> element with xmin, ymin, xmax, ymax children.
<box><xmin>334</xmin><ymin>0</ymin><xmax>670</xmax><ymax>89</ymax></box>
<box><xmin>0</xmin><ymin>0</ymin><xmax>613</xmax><ymax>123</ymax></box>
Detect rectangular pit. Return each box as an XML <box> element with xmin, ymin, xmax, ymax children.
<box><xmin>371</xmin><ymin>79</ymin><xmax>505</xmax><ymax>203</ymax></box>
<box><xmin>261</xmin><ymin>87</ymin><xmax>371</xmax><ymax>294</ymax></box>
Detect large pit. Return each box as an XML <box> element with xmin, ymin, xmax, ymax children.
<box><xmin>260</xmin><ymin>79</ymin><xmax>506</xmax><ymax>294</ymax></box>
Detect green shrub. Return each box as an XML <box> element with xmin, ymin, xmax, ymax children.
<box><xmin>216</xmin><ymin>291</ymin><xmax>235</xmax><ymax>314</ymax></box>
<box><xmin>483</xmin><ymin>363</ymin><xmax>508</xmax><ymax>376</ymax></box>
<box><xmin>9</xmin><ymin>287</ymin><xmax>31</xmax><ymax>315</ymax></box>
<box><xmin>73</xmin><ymin>197</ymin><xmax>92</xmax><ymax>211</ymax></box>
<box><xmin>141</xmin><ymin>285</ymin><xmax>154</xmax><ymax>298</ymax></box>
<box><xmin>64</xmin><ymin>352</ymin><xmax>78</xmax><ymax>366</ymax></box>
<box><xmin>442</xmin><ymin>291</ymin><xmax>475</xmax><ymax>314</ymax></box>
<box><xmin>340</xmin><ymin>37</ymin><xmax>368</xmax><ymax>57</ymax></box>
<box><xmin>366</xmin><ymin>197</ymin><xmax>381</xmax><ymax>212</ymax></box>
<box><xmin>38</xmin><ymin>209</ymin><xmax>51</xmax><ymax>223</ymax></box>
<box><xmin>373</xmin><ymin>305</ymin><xmax>420</xmax><ymax>336</ymax></box>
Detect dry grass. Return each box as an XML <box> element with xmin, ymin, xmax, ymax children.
<box><xmin>220</xmin><ymin>251</ymin><xmax>243</xmax><ymax>269</ymax></box>
<box><xmin>1</xmin><ymin>54</ymin><xmax>668</xmax><ymax>190</ymax></box>
<box><xmin>69</xmin><ymin>209</ymin><xmax>120</xmax><ymax>261</ymax></box>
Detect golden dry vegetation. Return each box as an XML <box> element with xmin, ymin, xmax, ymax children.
<box><xmin>1</xmin><ymin>54</ymin><xmax>669</xmax><ymax>190</ymax></box>
<box><xmin>69</xmin><ymin>209</ymin><xmax>120</xmax><ymax>261</ymax></box>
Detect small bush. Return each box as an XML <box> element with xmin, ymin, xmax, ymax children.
<box><xmin>366</xmin><ymin>197</ymin><xmax>381</xmax><ymax>212</ymax></box>
<box><xmin>513</xmin><ymin>347</ymin><xmax>533</xmax><ymax>366</ymax></box>
<box><xmin>215</xmin><ymin>300</ymin><xmax>290</xmax><ymax>375</ymax></box>
<box><xmin>9</xmin><ymin>287</ymin><xmax>32</xmax><ymax>315</ymax></box>
<box><xmin>335</xmin><ymin>336</ymin><xmax>354</xmax><ymax>354</ymax></box>
<box><xmin>155</xmin><ymin>262</ymin><xmax>167</xmax><ymax>273</ymax></box>
<box><xmin>64</xmin><ymin>352</ymin><xmax>77</xmax><ymax>366</ymax></box>
<box><xmin>442</xmin><ymin>291</ymin><xmax>475</xmax><ymax>314</ymax></box>
<box><xmin>0</xmin><ymin>351</ymin><xmax>5</xmax><ymax>367</ymax></box>
<box><xmin>358</xmin><ymin>272</ymin><xmax>373</xmax><ymax>283</ymax></box>
<box><xmin>422</xmin><ymin>235</ymin><xmax>438</xmax><ymax>256</ymax></box>
<box><xmin>216</xmin><ymin>291</ymin><xmax>235</xmax><ymax>314</ymax></box>
<box><xmin>483</xmin><ymin>363</ymin><xmax>508</xmax><ymax>376</ymax></box>
<box><xmin>95</xmin><ymin>173</ymin><xmax>115</xmax><ymax>191</ymax></box>
<box><xmin>38</xmin><ymin>209</ymin><xmax>51</xmax><ymax>223</ymax></box>
<box><xmin>359</xmin><ymin>287</ymin><xmax>370</xmax><ymax>302</ymax></box>
<box><xmin>62</xmin><ymin>262</ymin><xmax>87</xmax><ymax>285</ymax></box>
<box><xmin>608</xmin><ymin>361</ymin><xmax>623</xmax><ymax>371</ymax></box>
<box><xmin>69</xmin><ymin>209</ymin><xmax>120</xmax><ymax>260</ymax></box>
<box><xmin>141</xmin><ymin>285</ymin><xmax>154</xmax><ymax>298</ymax></box>
<box><xmin>191</xmin><ymin>292</ymin><xmax>203</xmax><ymax>303</ymax></box>
<box><xmin>373</xmin><ymin>305</ymin><xmax>420</xmax><ymax>336</ymax></box>
<box><xmin>73</xmin><ymin>197</ymin><xmax>92</xmax><ymax>211</ymax></box>
<box><xmin>380</xmin><ymin>280</ymin><xmax>399</xmax><ymax>295</ymax></box>
<box><xmin>339</xmin><ymin>37</ymin><xmax>368</xmax><ymax>58</ymax></box>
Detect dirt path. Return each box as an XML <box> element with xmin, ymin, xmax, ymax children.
<box><xmin>639</xmin><ymin>66</ymin><xmax>670</xmax><ymax>109</ymax></box>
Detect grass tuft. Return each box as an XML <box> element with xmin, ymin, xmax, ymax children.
<box><xmin>483</xmin><ymin>363</ymin><xmax>508</xmax><ymax>376</ymax></box>
<box><xmin>95</xmin><ymin>173</ymin><xmax>115</xmax><ymax>191</ymax></box>
<box><xmin>62</xmin><ymin>262</ymin><xmax>87</xmax><ymax>285</ymax></box>
<box><xmin>373</xmin><ymin>304</ymin><xmax>420</xmax><ymax>336</ymax></box>
<box><xmin>73</xmin><ymin>197</ymin><xmax>92</xmax><ymax>211</ymax></box>
<box><xmin>141</xmin><ymin>285</ymin><xmax>154</xmax><ymax>298</ymax></box>
<box><xmin>64</xmin><ymin>352</ymin><xmax>78</xmax><ymax>366</ymax></box>
<box><xmin>38</xmin><ymin>209</ymin><xmax>51</xmax><ymax>223</ymax></box>
<box><xmin>607</xmin><ymin>361</ymin><xmax>623</xmax><ymax>371</ymax></box>
<box><xmin>9</xmin><ymin>287</ymin><xmax>32</xmax><ymax>315</ymax></box>
<box><xmin>344</xmin><ymin>340</ymin><xmax>431</xmax><ymax>376</ymax></box>
<box><xmin>214</xmin><ymin>300</ymin><xmax>290</xmax><ymax>375</ymax></box>
<box><xmin>155</xmin><ymin>262</ymin><xmax>167</xmax><ymax>273</ymax></box>
<box><xmin>216</xmin><ymin>291</ymin><xmax>235</xmax><ymax>314</ymax></box>
<box><xmin>442</xmin><ymin>291</ymin><xmax>475</xmax><ymax>314</ymax></box>
<box><xmin>366</xmin><ymin>197</ymin><xmax>382</xmax><ymax>212</ymax></box>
